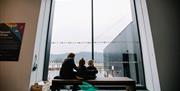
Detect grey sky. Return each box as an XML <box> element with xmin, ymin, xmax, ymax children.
<box><xmin>51</xmin><ymin>0</ymin><xmax>132</xmax><ymax>54</ymax></box>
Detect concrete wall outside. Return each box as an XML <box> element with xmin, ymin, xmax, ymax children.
<box><xmin>146</xmin><ymin>0</ymin><xmax>180</xmax><ymax>91</ymax></box>
<box><xmin>0</xmin><ymin>0</ymin><xmax>41</xmax><ymax>91</ymax></box>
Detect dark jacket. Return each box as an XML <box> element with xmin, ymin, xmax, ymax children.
<box><xmin>87</xmin><ymin>66</ymin><xmax>98</xmax><ymax>79</ymax></box>
<box><xmin>60</xmin><ymin>58</ymin><xmax>77</xmax><ymax>79</ymax></box>
<box><xmin>76</xmin><ymin>66</ymin><xmax>88</xmax><ymax>79</ymax></box>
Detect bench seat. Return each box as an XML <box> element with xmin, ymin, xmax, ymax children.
<box><xmin>51</xmin><ymin>77</ymin><xmax>136</xmax><ymax>91</ymax></box>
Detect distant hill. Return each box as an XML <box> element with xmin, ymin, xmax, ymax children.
<box><xmin>50</xmin><ymin>52</ymin><xmax>104</xmax><ymax>63</ymax></box>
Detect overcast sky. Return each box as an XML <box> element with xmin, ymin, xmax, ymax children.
<box><xmin>50</xmin><ymin>0</ymin><xmax>132</xmax><ymax>54</ymax></box>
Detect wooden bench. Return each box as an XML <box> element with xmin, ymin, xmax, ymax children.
<box><xmin>51</xmin><ymin>77</ymin><xmax>136</xmax><ymax>91</ymax></box>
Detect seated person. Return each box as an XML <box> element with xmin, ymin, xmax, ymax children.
<box><xmin>59</xmin><ymin>53</ymin><xmax>78</xmax><ymax>79</ymax></box>
<box><xmin>76</xmin><ymin>58</ymin><xmax>88</xmax><ymax>80</ymax></box>
<box><xmin>54</xmin><ymin>53</ymin><xmax>78</xmax><ymax>91</ymax></box>
<box><xmin>87</xmin><ymin>60</ymin><xmax>98</xmax><ymax>79</ymax></box>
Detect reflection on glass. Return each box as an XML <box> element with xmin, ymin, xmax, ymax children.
<box><xmin>94</xmin><ymin>0</ymin><xmax>145</xmax><ymax>85</ymax></box>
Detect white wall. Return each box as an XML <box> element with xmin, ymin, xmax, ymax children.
<box><xmin>0</xmin><ymin>0</ymin><xmax>41</xmax><ymax>91</ymax></box>
<box><xmin>30</xmin><ymin>0</ymin><xmax>52</xmax><ymax>85</ymax></box>
<box><xmin>146</xmin><ymin>0</ymin><xmax>180</xmax><ymax>91</ymax></box>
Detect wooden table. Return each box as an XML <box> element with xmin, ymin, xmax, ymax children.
<box><xmin>51</xmin><ymin>77</ymin><xmax>136</xmax><ymax>91</ymax></box>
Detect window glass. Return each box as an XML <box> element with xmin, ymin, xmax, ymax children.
<box><xmin>48</xmin><ymin>0</ymin><xmax>91</xmax><ymax>80</ymax></box>
<box><xmin>48</xmin><ymin>0</ymin><xmax>145</xmax><ymax>86</ymax></box>
<box><xmin>94</xmin><ymin>0</ymin><xmax>145</xmax><ymax>85</ymax></box>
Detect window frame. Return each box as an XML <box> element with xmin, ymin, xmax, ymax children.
<box><xmin>134</xmin><ymin>0</ymin><xmax>161</xmax><ymax>90</ymax></box>
<box><xmin>30</xmin><ymin>0</ymin><xmax>161</xmax><ymax>90</ymax></box>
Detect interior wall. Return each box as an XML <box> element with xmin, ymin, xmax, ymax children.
<box><xmin>0</xmin><ymin>0</ymin><xmax>41</xmax><ymax>91</ymax></box>
<box><xmin>1</xmin><ymin>0</ymin><xmax>179</xmax><ymax>91</ymax></box>
<box><xmin>146</xmin><ymin>0</ymin><xmax>180</xmax><ymax>91</ymax></box>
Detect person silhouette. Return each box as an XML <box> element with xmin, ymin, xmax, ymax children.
<box><xmin>53</xmin><ymin>53</ymin><xmax>78</xmax><ymax>91</ymax></box>
<box><xmin>76</xmin><ymin>58</ymin><xmax>88</xmax><ymax>79</ymax></box>
<box><xmin>59</xmin><ymin>52</ymin><xmax>78</xmax><ymax>79</ymax></box>
<box><xmin>87</xmin><ymin>60</ymin><xmax>98</xmax><ymax>79</ymax></box>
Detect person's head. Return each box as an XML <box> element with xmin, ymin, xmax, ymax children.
<box><xmin>88</xmin><ymin>60</ymin><xmax>94</xmax><ymax>66</ymax></box>
<box><xmin>67</xmin><ymin>52</ymin><xmax>75</xmax><ymax>59</ymax></box>
<box><xmin>79</xmin><ymin>58</ymin><xmax>85</xmax><ymax>66</ymax></box>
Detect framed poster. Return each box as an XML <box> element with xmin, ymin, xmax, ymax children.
<box><xmin>0</xmin><ymin>23</ymin><xmax>25</xmax><ymax>61</ymax></box>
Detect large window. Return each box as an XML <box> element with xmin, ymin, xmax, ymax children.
<box><xmin>48</xmin><ymin>0</ymin><xmax>92</xmax><ymax>79</ymax></box>
<box><xmin>45</xmin><ymin>0</ymin><xmax>145</xmax><ymax>87</ymax></box>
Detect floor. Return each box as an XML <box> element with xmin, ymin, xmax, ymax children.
<box><xmin>44</xmin><ymin>81</ymin><xmax>148</xmax><ymax>91</ymax></box>
<box><xmin>49</xmin><ymin>90</ymin><xmax>147</xmax><ymax>91</ymax></box>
